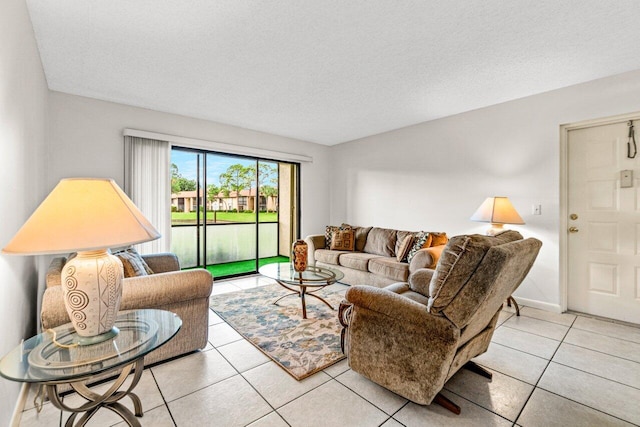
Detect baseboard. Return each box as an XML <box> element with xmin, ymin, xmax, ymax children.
<box><xmin>511</xmin><ymin>296</ymin><xmax>562</xmax><ymax>314</ymax></box>
<box><xmin>10</xmin><ymin>383</ymin><xmax>30</xmax><ymax>427</ymax></box>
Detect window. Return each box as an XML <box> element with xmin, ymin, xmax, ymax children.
<box><xmin>170</xmin><ymin>147</ymin><xmax>300</xmax><ymax>278</ymax></box>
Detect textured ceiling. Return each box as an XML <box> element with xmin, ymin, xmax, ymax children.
<box><xmin>26</xmin><ymin>1</ymin><xmax>640</xmax><ymax>145</ymax></box>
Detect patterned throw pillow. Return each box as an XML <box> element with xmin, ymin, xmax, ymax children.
<box><xmin>406</xmin><ymin>232</ymin><xmax>432</xmax><ymax>264</ymax></box>
<box><xmin>396</xmin><ymin>234</ymin><xmax>415</xmax><ymax>262</ymax></box>
<box><xmin>330</xmin><ymin>229</ymin><xmax>355</xmax><ymax>251</ymax></box>
<box><xmin>112</xmin><ymin>247</ymin><xmax>154</xmax><ymax>277</ymax></box>
<box><xmin>325</xmin><ymin>223</ymin><xmax>352</xmax><ymax>248</ymax></box>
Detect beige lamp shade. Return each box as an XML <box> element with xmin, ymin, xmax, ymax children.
<box><xmin>471</xmin><ymin>197</ymin><xmax>524</xmax><ymax>236</ymax></box>
<box><xmin>2</xmin><ymin>178</ymin><xmax>160</xmax><ymax>344</ymax></box>
<box><xmin>3</xmin><ymin>178</ymin><xmax>160</xmax><ymax>255</ymax></box>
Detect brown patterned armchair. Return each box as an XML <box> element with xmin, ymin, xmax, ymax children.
<box><xmin>340</xmin><ymin>231</ymin><xmax>541</xmax><ymax>414</ymax></box>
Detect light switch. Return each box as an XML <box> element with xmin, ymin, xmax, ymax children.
<box><xmin>533</xmin><ymin>204</ymin><xmax>542</xmax><ymax>215</ymax></box>
<box><xmin>621</xmin><ymin>170</ymin><xmax>633</xmax><ymax>188</ymax></box>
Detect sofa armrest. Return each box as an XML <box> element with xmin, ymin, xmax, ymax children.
<box><xmin>304</xmin><ymin>234</ymin><xmax>326</xmax><ymax>265</ymax></box>
<box><xmin>41</xmin><ymin>269</ymin><xmax>213</xmax><ymax>329</ymax></box>
<box><xmin>409</xmin><ymin>244</ymin><xmax>445</xmax><ymax>273</ymax></box>
<box><xmin>121</xmin><ymin>269</ymin><xmax>212</xmax><ymax>308</ymax></box>
<box><xmin>408</xmin><ymin>268</ymin><xmax>434</xmax><ymax>297</ymax></box>
<box><xmin>142</xmin><ymin>253</ymin><xmax>180</xmax><ymax>273</ymax></box>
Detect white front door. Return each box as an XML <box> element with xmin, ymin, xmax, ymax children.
<box><xmin>567</xmin><ymin>118</ymin><xmax>640</xmax><ymax>324</ymax></box>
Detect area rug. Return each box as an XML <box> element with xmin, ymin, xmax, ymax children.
<box><xmin>210</xmin><ymin>283</ymin><xmax>346</xmax><ymax>380</ymax></box>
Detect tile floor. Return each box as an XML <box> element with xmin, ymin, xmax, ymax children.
<box><xmin>18</xmin><ymin>275</ymin><xmax>640</xmax><ymax>427</ymax></box>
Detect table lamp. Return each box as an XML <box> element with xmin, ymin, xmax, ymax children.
<box><xmin>470</xmin><ymin>196</ymin><xmax>524</xmax><ymax>236</ymax></box>
<box><xmin>2</xmin><ymin>178</ymin><xmax>160</xmax><ymax>345</ymax></box>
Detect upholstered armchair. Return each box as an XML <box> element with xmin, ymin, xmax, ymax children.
<box><xmin>339</xmin><ymin>231</ymin><xmax>542</xmax><ymax>414</ymax></box>
<box><xmin>41</xmin><ymin>253</ymin><xmax>213</xmax><ymax>366</ymax></box>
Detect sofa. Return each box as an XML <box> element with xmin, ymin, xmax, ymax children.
<box><xmin>339</xmin><ymin>231</ymin><xmax>542</xmax><ymax>413</ymax></box>
<box><xmin>305</xmin><ymin>226</ymin><xmax>448</xmax><ymax>287</ymax></box>
<box><xmin>41</xmin><ymin>252</ymin><xmax>213</xmax><ymax>366</ymax></box>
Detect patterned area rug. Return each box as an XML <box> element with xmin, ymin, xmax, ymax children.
<box><xmin>210</xmin><ymin>283</ymin><xmax>347</xmax><ymax>380</ymax></box>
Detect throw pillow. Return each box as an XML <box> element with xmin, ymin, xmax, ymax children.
<box><xmin>325</xmin><ymin>223</ymin><xmax>352</xmax><ymax>248</ymax></box>
<box><xmin>330</xmin><ymin>229</ymin><xmax>355</xmax><ymax>251</ymax></box>
<box><xmin>112</xmin><ymin>247</ymin><xmax>154</xmax><ymax>278</ymax></box>
<box><xmin>396</xmin><ymin>234</ymin><xmax>415</xmax><ymax>262</ymax></box>
<box><xmin>429</xmin><ymin>232</ymin><xmax>448</xmax><ymax>247</ymax></box>
<box><xmin>406</xmin><ymin>232</ymin><xmax>432</xmax><ymax>264</ymax></box>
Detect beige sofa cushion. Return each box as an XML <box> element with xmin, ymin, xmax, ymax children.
<box><xmin>339</xmin><ymin>252</ymin><xmax>383</xmax><ymax>272</ymax></box>
<box><xmin>363</xmin><ymin>227</ymin><xmax>397</xmax><ymax>257</ymax></box>
<box><xmin>314</xmin><ymin>249</ymin><xmax>349</xmax><ymax>265</ymax></box>
<box><xmin>428</xmin><ymin>230</ymin><xmax>522</xmax><ymax>312</ymax></box>
<box><xmin>353</xmin><ymin>226</ymin><xmax>372</xmax><ymax>252</ymax></box>
<box><xmin>368</xmin><ymin>257</ymin><xmax>410</xmax><ymax>282</ymax></box>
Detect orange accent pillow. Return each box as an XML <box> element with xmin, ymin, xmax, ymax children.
<box><xmin>429</xmin><ymin>232</ymin><xmax>448</xmax><ymax>247</ymax></box>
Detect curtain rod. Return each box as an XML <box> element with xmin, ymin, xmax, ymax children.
<box><xmin>123</xmin><ymin>129</ymin><xmax>313</xmax><ymax>163</ymax></box>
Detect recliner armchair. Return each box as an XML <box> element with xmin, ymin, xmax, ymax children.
<box><xmin>339</xmin><ymin>231</ymin><xmax>542</xmax><ymax>414</ymax></box>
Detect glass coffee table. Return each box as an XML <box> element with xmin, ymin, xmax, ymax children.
<box><xmin>259</xmin><ymin>262</ymin><xmax>344</xmax><ymax>319</ymax></box>
<box><xmin>0</xmin><ymin>309</ymin><xmax>181</xmax><ymax>427</ymax></box>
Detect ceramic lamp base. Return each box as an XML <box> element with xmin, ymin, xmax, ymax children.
<box><xmin>62</xmin><ymin>250</ymin><xmax>124</xmax><ymax>339</ymax></box>
<box><xmin>486</xmin><ymin>224</ymin><xmax>505</xmax><ymax>236</ymax></box>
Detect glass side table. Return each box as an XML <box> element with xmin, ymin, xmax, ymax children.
<box><xmin>0</xmin><ymin>309</ymin><xmax>181</xmax><ymax>427</ymax></box>
<box><xmin>259</xmin><ymin>262</ymin><xmax>344</xmax><ymax>319</ymax></box>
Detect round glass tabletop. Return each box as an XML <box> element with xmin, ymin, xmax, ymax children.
<box><xmin>259</xmin><ymin>262</ymin><xmax>344</xmax><ymax>287</ymax></box>
<box><xmin>0</xmin><ymin>309</ymin><xmax>181</xmax><ymax>383</ymax></box>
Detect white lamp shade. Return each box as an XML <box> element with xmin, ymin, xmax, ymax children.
<box><xmin>3</xmin><ymin>178</ymin><xmax>160</xmax><ymax>255</ymax></box>
<box><xmin>470</xmin><ymin>197</ymin><xmax>525</xmax><ymax>225</ymax></box>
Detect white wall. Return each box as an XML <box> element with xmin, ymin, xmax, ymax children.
<box><xmin>47</xmin><ymin>92</ymin><xmax>332</xmax><ymax>239</ymax></box>
<box><xmin>331</xmin><ymin>69</ymin><xmax>640</xmax><ymax>311</ymax></box>
<box><xmin>0</xmin><ymin>0</ymin><xmax>49</xmax><ymax>423</ymax></box>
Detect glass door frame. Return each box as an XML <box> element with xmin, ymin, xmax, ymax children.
<box><xmin>171</xmin><ymin>145</ymin><xmax>301</xmax><ymax>279</ymax></box>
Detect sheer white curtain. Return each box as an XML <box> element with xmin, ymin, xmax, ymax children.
<box><xmin>124</xmin><ymin>136</ymin><xmax>171</xmax><ymax>254</ymax></box>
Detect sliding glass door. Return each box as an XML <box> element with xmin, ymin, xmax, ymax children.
<box><xmin>170</xmin><ymin>147</ymin><xmax>299</xmax><ymax>279</ymax></box>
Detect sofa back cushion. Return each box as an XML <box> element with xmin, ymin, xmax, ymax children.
<box><xmin>363</xmin><ymin>227</ymin><xmax>397</xmax><ymax>257</ymax></box>
<box><xmin>353</xmin><ymin>226</ymin><xmax>372</xmax><ymax>252</ymax></box>
<box><xmin>428</xmin><ymin>231</ymin><xmax>523</xmax><ymax>313</ymax></box>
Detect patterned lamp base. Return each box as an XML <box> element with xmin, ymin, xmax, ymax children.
<box><xmin>62</xmin><ymin>250</ymin><xmax>124</xmax><ymax>345</ymax></box>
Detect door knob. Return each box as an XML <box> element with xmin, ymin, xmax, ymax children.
<box><xmin>569</xmin><ymin>227</ymin><xmax>579</xmax><ymax>233</ymax></box>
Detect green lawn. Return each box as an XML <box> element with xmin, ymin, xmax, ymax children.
<box><xmin>172</xmin><ymin>211</ymin><xmax>277</xmax><ymax>224</ymax></box>
<box><xmin>191</xmin><ymin>256</ymin><xmax>289</xmax><ymax>278</ymax></box>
